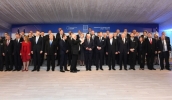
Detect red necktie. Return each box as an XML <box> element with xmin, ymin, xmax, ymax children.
<box><xmin>150</xmin><ymin>38</ymin><xmax>152</xmax><ymax>44</ymax></box>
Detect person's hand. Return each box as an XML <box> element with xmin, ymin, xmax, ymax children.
<box><xmin>130</xmin><ymin>49</ymin><xmax>134</xmax><ymax>52</ymax></box>
<box><xmin>2</xmin><ymin>53</ymin><xmax>5</xmax><ymax>56</ymax></box>
<box><xmin>20</xmin><ymin>53</ymin><xmax>22</xmax><ymax>55</ymax></box>
<box><xmin>158</xmin><ymin>51</ymin><xmax>161</xmax><ymax>53</ymax></box>
<box><xmin>146</xmin><ymin>53</ymin><xmax>147</xmax><ymax>55</ymax></box>
<box><xmin>66</xmin><ymin>50</ymin><xmax>68</xmax><ymax>53</ymax></box>
<box><xmin>40</xmin><ymin>51</ymin><xmax>43</xmax><ymax>54</ymax></box>
<box><xmin>106</xmin><ymin>52</ymin><xmax>108</xmax><ymax>55</ymax></box>
<box><xmin>89</xmin><ymin>48</ymin><xmax>92</xmax><ymax>51</ymax></box>
<box><xmin>127</xmin><ymin>52</ymin><xmax>129</xmax><ymax>54</ymax></box>
<box><xmin>86</xmin><ymin>47</ymin><xmax>88</xmax><ymax>50</ymax></box>
<box><xmin>28</xmin><ymin>53</ymin><xmax>30</xmax><ymax>55</ymax></box>
<box><xmin>31</xmin><ymin>51</ymin><xmax>33</xmax><ymax>54</ymax></box>
<box><xmin>118</xmin><ymin>51</ymin><xmax>120</xmax><ymax>54</ymax></box>
<box><xmin>115</xmin><ymin>52</ymin><xmax>118</xmax><ymax>54</ymax></box>
<box><xmin>45</xmin><ymin>53</ymin><xmax>47</xmax><ymax>55</ymax></box>
<box><xmin>55</xmin><ymin>53</ymin><xmax>57</xmax><ymax>55</ymax></box>
<box><xmin>155</xmin><ymin>51</ymin><xmax>157</xmax><ymax>54</ymax></box>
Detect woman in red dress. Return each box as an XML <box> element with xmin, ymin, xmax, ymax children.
<box><xmin>20</xmin><ymin>36</ymin><xmax>31</xmax><ymax>71</ymax></box>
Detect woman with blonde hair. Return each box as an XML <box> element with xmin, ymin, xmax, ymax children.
<box><xmin>20</xmin><ymin>36</ymin><xmax>31</xmax><ymax>71</ymax></box>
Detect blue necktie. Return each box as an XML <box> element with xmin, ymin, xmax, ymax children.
<box><xmin>50</xmin><ymin>40</ymin><xmax>52</xmax><ymax>45</ymax></box>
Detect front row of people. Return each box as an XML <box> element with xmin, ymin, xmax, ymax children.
<box><xmin>0</xmin><ymin>31</ymin><xmax>171</xmax><ymax>72</ymax></box>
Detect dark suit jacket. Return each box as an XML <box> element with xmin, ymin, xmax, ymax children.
<box><xmin>31</xmin><ymin>36</ymin><xmax>44</xmax><ymax>52</ymax></box>
<box><xmin>157</xmin><ymin>39</ymin><xmax>171</xmax><ymax>52</ymax></box>
<box><xmin>137</xmin><ymin>41</ymin><xmax>147</xmax><ymax>54</ymax></box>
<box><xmin>45</xmin><ymin>40</ymin><xmax>57</xmax><ymax>55</ymax></box>
<box><xmin>95</xmin><ymin>37</ymin><xmax>106</xmax><ymax>52</ymax></box>
<box><xmin>145</xmin><ymin>38</ymin><xmax>157</xmax><ymax>53</ymax></box>
<box><xmin>13</xmin><ymin>38</ymin><xmax>23</xmax><ymax>54</ymax></box>
<box><xmin>106</xmin><ymin>38</ymin><xmax>118</xmax><ymax>53</ymax></box>
<box><xmin>71</xmin><ymin>39</ymin><xmax>80</xmax><ymax>55</ymax></box>
<box><xmin>118</xmin><ymin>38</ymin><xmax>129</xmax><ymax>53</ymax></box>
<box><xmin>129</xmin><ymin>38</ymin><xmax>138</xmax><ymax>53</ymax></box>
<box><xmin>3</xmin><ymin>40</ymin><xmax>14</xmax><ymax>54</ymax></box>
<box><xmin>83</xmin><ymin>39</ymin><xmax>94</xmax><ymax>53</ymax></box>
<box><xmin>59</xmin><ymin>40</ymin><xmax>69</xmax><ymax>55</ymax></box>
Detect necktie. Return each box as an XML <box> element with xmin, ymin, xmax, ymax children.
<box><xmin>123</xmin><ymin>39</ymin><xmax>125</xmax><ymax>44</ymax></box>
<box><xmin>50</xmin><ymin>40</ymin><xmax>52</xmax><ymax>45</ymax></box>
<box><xmin>7</xmin><ymin>40</ymin><xmax>9</xmax><ymax>46</ymax></box>
<box><xmin>150</xmin><ymin>38</ymin><xmax>152</xmax><ymax>44</ymax></box>
<box><xmin>88</xmin><ymin>39</ymin><xmax>90</xmax><ymax>44</ymax></box>
<box><xmin>99</xmin><ymin>38</ymin><xmax>101</xmax><ymax>42</ymax></box>
<box><xmin>36</xmin><ymin>37</ymin><xmax>38</xmax><ymax>44</ymax></box>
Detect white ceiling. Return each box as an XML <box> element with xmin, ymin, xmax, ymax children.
<box><xmin>0</xmin><ymin>0</ymin><xmax>172</xmax><ymax>31</ymax></box>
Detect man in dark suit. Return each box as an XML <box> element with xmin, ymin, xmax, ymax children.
<box><xmin>13</xmin><ymin>33</ymin><xmax>23</xmax><ymax>71</ymax></box>
<box><xmin>45</xmin><ymin>34</ymin><xmax>57</xmax><ymax>71</ymax></box>
<box><xmin>113</xmin><ymin>32</ymin><xmax>120</xmax><ymax>65</ymax></box>
<box><xmin>145</xmin><ymin>33</ymin><xmax>157</xmax><ymax>70</ymax></box>
<box><xmin>40</xmin><ymin>31</ymin><xmax>46</xmax><ymax>66</ymax></box>
<box><xmin>70</xmin><ymin>34</ymin><xmax>81</xmax><ymax>73</ymax></box>
<box><xmin>129</xmin><ymin>33</ymin><xmax>138</xmax><ymax>70</ymax></box>
<box><xmin>0</xmin><ymin>41</ymin><xmax>4</xmax><ymax>71</ymax></box>
<box><xmin>157</xmin><ymin>35</ymin><xmax>171</xmax><ymax>70</ymax></box>
<box><xmin>118</xmin><ymin>33</ymin><xmax>129</xmax><ymax>70</ymax></box>
<box><xmin>59</xmin><ymin>34</ymin><xmax>69</xmax><ymax>72</ymax></box>
<box><xmin>56</xmin><ymin>29</ymin><xmax>63</xmax><ymax>66</ymax></box>
<box><xmin>95</xmin><ymin>32</ymin><xmax>106</xmax><ymax>70</ymax></box>
<box><xmin>90</xmin><ymin>30</ymin><xmax>97</xmax><ymax>65</ymax></box>
<box><xmin>106</xmin><ymin>34</ymin><xmax>118</xmax><ymax>70</ymax></box>
<box><xmin>83</xmin><ymin>34</ymin><xmax>94</xmax><ymax>71</ymax></box>
<box><xmin>67</xmin><ymin>31</ymin><xmax>73</xmax><ymax>66</ymax></box>
<box><xmin>3</xmin><ymin>35</ymin><xmax>14</xmax><ymax>71</ymax></box>
<box><xmin>31</xmin><ymin>30</ymin><xmax>44</xmax><ymax>72</ymax></box>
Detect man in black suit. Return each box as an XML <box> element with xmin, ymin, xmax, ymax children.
<box><xmin>31</xmin><ymin>30</ymin><xmax>44</xmax><ymax>72</ymax></box>
<box><xmin>67</xmin><ymin>31</ymin><xmax>73</xmax><ymax>66</ymax></box>
<box><xmin>129</xmin><ymin>33</ymin><xmax>138</xmax><ymax>70</ymax></box>
<box><xmin>59</xmin><ymin>34</ymin><xmax>69</xmax><ymax>72</ymax></box>
<box><xmin>95</xmin><ymin>32</ymin><xmax>106</xmax><ymax>70</ymax></box>
<box><xmin>145</xmin><ymin>33</ymin><xmax>157</xmax><ymax>70</ymax></box>
<box><xmin>70</xmin><ymin>34</ymin><xmax>81</xmax><ymax>73</ymax></box>
<box><xmin>45</xmin><ymin>34</ymin><xmax>57</xmax><ymax>71</ymax></box>
<box><xmin>13</xmin><ymin>33</ymin><xmax>23</xmax><ymax>71</ymax></box>
<box><xmin>90</xmin><ymin>30</ymin><xmax>97</xmax><ymax>65</ymax></box>
<box><xmin>40</xmin><ymin>31</ymin><xmax>46</xmax><ymax>66</ymax></box>
<box><xmin>118</xmin><ymin>33</ymin><xmax>129</xmax><ymax>70</ymax></box>
<box><xmin>83</xmin><ymin>34</ymin><xmax>94</xmax><ymax>71</ymax></box>
<box><xmin>0</xmin><ymin>41</ymin><xmax>4</xmax><ymax>71</ymax></box>
<box><xmin>157</xmin><ymin>35</ymin><xmax>171</xmax><ymax>70</ymax></box>
<box><xmin>3</xmin><ymin>35</ymin><xmax>14</xmax><ymax>71</ymax></box>
<box><xmin>56</xmin><ymin>29</ymin><xmax>63</xmax><ymax>66</ymax></box>
<box><xmin>106</xmin><ymin>34</ymin><xmax>118</xmax><ymax>70</ymax></box>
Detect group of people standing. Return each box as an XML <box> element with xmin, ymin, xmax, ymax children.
<box><xmin>0</xmin><ymin>28</ymin><xmax>171</xmax><ymax>73</ymax></box>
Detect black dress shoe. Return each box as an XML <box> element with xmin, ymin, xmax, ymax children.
<box><xmin>119</xmin><ymin>68</ymin><xmax>122</xmax><ymax>70</ymax></box>
<box><xmin>13</xmin><ymin>69</ymin><xmax>17</xmax><ymax>71</ymax></box>
<box><xmin>166</xmin><ymin>68</ymin><xmax>171</xmax><ymax>71</ymax></box>
<box><xmin>0</xmin><ymin>70</ymin><xmax>3</xmax><ymax>71</ymax></box>
<box><xmin>60</xmin><ymin>70</ymin><xmax>65</xmax><ymax>72</ymax></box>
<box><xmin>76</xmin><ymin>70</ymin><xmax>80</xmax><ymax>72</ymax></box>
<box><xmin>89</xmin><ymin>69</ymin><xmax>92</xmax><ymax>71</ymax></box>
<box><xmin>32</xmin><ymin>69</ymin><xmax>36</xmax><ymax>72</ymax></box>
<box><xmin>47</xmin><ymin>69</ymin><xmax>50</xmax><ymax>71</ymax></box>
<box><xmin>96</xmin><ymin>68</ymin><xmax>98</xmax><ymax>70</ymax></box>
<box><xmin>5</xmin><ymin>69</ymin><xmax>8</xmax><ymax>71</ymax></box>
<box><xmin>112</xmin><ymin>68</ymin><xmax>116</xmax><ymax>70</ymax></box>
<box><xmin>37</xmin><ymin>70</ymin><xmax>40</xmax><ymax>72</ymax></box>
<box><xmin>152</xmin><ymin>68</ymin><xmax>156</xmax><ymax>70</ymax></box>
<box><xmin>65</xmin><ymin>69</ymin><xmax>69</xmax><ymax>71</ymax></box>
<box><xmin>133</xmin><ymin>68</ymin><xmax>135</xmax><ymax>70</ymax></box>
<box><xmin>109</xmin><ymin>68</ymin><xmax>111</xmax><ymax>70</ymax></box>
<box><xmin>124</xmin><ymin>68</ymin><xmax>127</xmax><ymax>71</ymax></box>
<box><xmin>160</xmin><ymin>68</ymin><xmax>164</xmax><ymax>70</ymax></box>
<box><xmin>70</xmin><ymin>70</ymin><xmax>77</xmax><ymax>73</ymax></box>
<box><xmin>86</xmin><ymin>69</ymin><xmax>88</xmax><ymax>71</ymax></box>
<box><xmin>100</xmin><ymin>68</ymin><xmax>104</xmax><ymax>70</ymax></box>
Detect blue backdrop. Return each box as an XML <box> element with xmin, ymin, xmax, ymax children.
<box><xmin>11</xmin><ymin>23</ymin><xmax>159</xmax><ymax>33</ymax></box>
